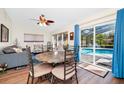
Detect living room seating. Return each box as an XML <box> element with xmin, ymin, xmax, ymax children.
<box><xmin>26</xmin><ymin>46</ymin><xmax>53</xmax><ymax>84</ymax></box>
<box><xmin>0</xmin><ymin>46</ymin><xmax>29</xmax><ymax>69</ymax></box>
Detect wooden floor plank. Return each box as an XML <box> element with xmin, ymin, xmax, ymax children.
<box><xmin>0</xmin><ymin>67</ymin><xmax>124</xmax><ymax>84</ymax></box>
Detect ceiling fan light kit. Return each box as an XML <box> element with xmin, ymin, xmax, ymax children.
<box><xmin>39</xmin><ymin>22</ymin><xmax>47</xmax><ymax>27</ymax></box>
<box><xmin>31</xmin><ymin>14</ymin><xmax>54</xmax><ymax>27</ymax></box>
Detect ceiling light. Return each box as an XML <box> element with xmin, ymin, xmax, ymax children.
<box><xmin>39</xmin><ymin>23</ymin><xmax>43</xmax><ymax>26</ymax></box>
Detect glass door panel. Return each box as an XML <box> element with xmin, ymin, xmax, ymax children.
<box><xmin>81</xmin><ymin>28</ymin><xmax>93</xmax><ymax>63</ymax></box>
<box><xmin>53</xmin><ymin>35</ymin><xmax>57</xmax><ymax>48</ymax></box>
<box><xmin>63</xmin><ymin>32</ymin><xmax>68</xmax><ymax>46</ymax></box>
<box><xmin>58</xmin><ymin>33</ymin><xmax>62</xmax><ymax>45</ymax></box>
<box><xmin>95</xmin><ymin>23</ymin><xmax>115</xmax><ymax>69</ymax></box>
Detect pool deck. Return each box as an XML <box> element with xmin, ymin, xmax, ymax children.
<box><xmin>80</xmin><ymin>54</ymin><xmax>112</xmax><ymax>69</ymax></box>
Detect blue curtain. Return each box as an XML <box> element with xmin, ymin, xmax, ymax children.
<box><xmin>112</xmin><ymin>9</ymin><xmax>124</xmax><ymax>78</ymax></box>
<box><xmin>74</xmin><ymin>24</ymin><xmax>80</xmax><ymax>62</ymax></box>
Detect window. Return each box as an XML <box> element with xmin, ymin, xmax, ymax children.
<box><xmin>58</xmin><ymin>34</ymin><xmax>62</xmax><ymax>41</ymax></box>
<box><xmin>63</xmin><ymin>32</ymin><xmax>68</xmax><ymax>41</ymax></box>
<box><xmin>24</xmin><ymin>34</ymin><xmax>44</xmax><ymax>42</ymax></box>
<box><xmin>81</xmin><ymin>22</ymin><xmax>115</xmax><ymax>69</ymax></box>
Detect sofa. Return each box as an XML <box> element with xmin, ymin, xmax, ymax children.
<box><xmin>0</xmin><ymin>49</ymin><xmax>29</xmax><ymax>69</ymax></box>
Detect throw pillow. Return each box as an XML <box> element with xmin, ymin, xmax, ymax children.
<box><xmin>13</xmin><ymin>48</ymin><xmax>23</xmax><ymax>53</ymax></box>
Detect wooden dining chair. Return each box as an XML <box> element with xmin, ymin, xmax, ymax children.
<box><xmin>26</xmin><ymin>46</ymin><xmax>53</xmax><ymax>84</ymax></box>
<box><xmin>64</xmin><ymin>45</ymin><xmax>79</xmax><ymax>62</ymax></box>
<box><xmin>51</xmin><ymin>48</ymin><xmax>78</xmax><ymax>84</ymax></box>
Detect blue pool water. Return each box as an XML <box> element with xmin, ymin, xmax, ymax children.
<box><xmin>81</xmin><ymin>48</ymin><xmax>113</xmax><ymax>55</ymax></box>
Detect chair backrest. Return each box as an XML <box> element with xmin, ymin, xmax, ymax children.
<box><xmin>64</xmin><ymin>48</ymin><xmax>77</xmax><ymax>80</ymax></box>
<box><xmin>26</xmin><ymin>46</ymin><xmax>34</xmax><ymax>77</ymax></box>
<box><xmin>64</xmin><ymin>45</ymin><xmax>79</xmax><ymax>62</ymax></box>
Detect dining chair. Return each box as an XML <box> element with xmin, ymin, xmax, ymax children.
<box><xmin>51</xmin><ymin>48</ymin><xmax>78</xmax><ymax>84</ymax></box>
<box><xmin>26</xmin><ymin>46</ymin><xmax>53</xmax><ymax>84</ymax></box>
<box><xmin>64</xmin><ymin>45</ymin><xmax>79</xmax><ymax>61</ymax></box>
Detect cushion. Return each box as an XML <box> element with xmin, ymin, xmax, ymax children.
<box><xmin>2</xmin><ymin>45</ymin><xmax>18</xmax><ymax>54</ymax></box>
<box><xmin>9</xmin><ymin>45</ymin><xmax>18</xmax><ymax>48</ymax></box>
<box><xmin>52</xmin><ymin>65</ymin><xmax>75</xmax><ymax>80</ymax></box>
<box><xmin>2</xmin><ymin>47</ymin><xmax>16</xmax><ymax>54</ymax></box>
<box><xmin>30</xmin><ymin>63</ymin><xmax>53</xmax><ymax>78</ymax></box>
<box><xmin>13</xmin><ymin>48</ymin><xmax>22</xmax><ymax>53</ymax></box>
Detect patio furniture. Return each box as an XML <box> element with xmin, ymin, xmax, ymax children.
<box><xmin>26</xmin><ymin>46</ymin><xmax>53</xmax><ymax>84</ymax></box>
<box><xmin>51</xmin><ymin>48</ymin><xmax>78</xmax><ymax>84</ymax></box>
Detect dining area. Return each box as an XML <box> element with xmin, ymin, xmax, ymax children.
<box><xmin>26</xmin><ymin>45</ymin><xmax>79</xmax><ymax>84</ymax></box>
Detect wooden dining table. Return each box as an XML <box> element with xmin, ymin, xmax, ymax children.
<box><xmin>35</xmin><ymin>51</ymin><xmax>65</xmax><ymax>64</ymax></box>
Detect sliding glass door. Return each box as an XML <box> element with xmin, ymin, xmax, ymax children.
<box><xmin>63</xmin><ymin>32</ymin><xmax>68</xmax><ymax>46</ymax></box>
<box><xmin>52</xmin><ymin>35</ymin><xmax>57</xmax><ymax>48</ymax></box>
<box><xmin>81</xmin><ymin>27</ymin><xmax>93</xmax><ymax>63</ymax></box>
<box><xmin>81</xmin><ymin>22</ymin><xmax>115</xmax><ymax>70</ymax></box>
<box><xmin>95</xmin><ymin>23</ymin><xmax>115</xmax><ymax>69</ymax></box>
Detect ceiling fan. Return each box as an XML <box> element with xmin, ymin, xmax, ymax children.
<box><xmin>31</xmin><ymin>14</ymin><xmax>55</xmax><ymax>26</ymax></box>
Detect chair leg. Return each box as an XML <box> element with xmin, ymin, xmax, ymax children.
<box><xmin>75</xmin><ymin>73</ymin><xmax>78</xmax><ymax>84</ymax></box>
<box><xmin>27</xmin><ymin>73</ymin><xmax>30</xmax><ymax>84</ymax></box>
<box><xmin>63</xmin><ymin>80</ymin><xmax>66</xmax><ymax>84</ymax></box>
<box><xmin>47</xmin><ymin>73</ymin><xmax>52</xmax><ymax>82</ymax></box>
<box><xmin>31</xmin><ymin>76</ymin><xmax>34</xmax><ymax>84</ymax></box>
<box><xmin>36</xmin><ymin>77</ymin><xmax>40</xmax><ymax>84</ymax></box>
<box><xmin>51</xmin><ymin>75</ymin><xmax>54</xmax><ymax>84</ymax></box>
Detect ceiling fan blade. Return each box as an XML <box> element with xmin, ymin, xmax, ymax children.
<box><xmin>47</xmin><ymin>20</ymin><xmax>54</xmax><ymax>23</ymax></box>
<box><xmin>46</xmin><ymin>22</ymin><xmax>50</xmax><ymax>25</ymax></box>
<box><xmin>30</xmin><ymin>18</ymin><xmax>39</xmax><ymax>21</ymax></box>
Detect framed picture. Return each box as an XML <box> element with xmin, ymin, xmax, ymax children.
<box><xmin>1</xmin><ymin>24</ymin><xmax>9</xmax><ymax>42</ymax></box>
<box><xmin>70</xmin><ymin>32</ymin><xmax>74</xmax><ymax>40</ymax></box>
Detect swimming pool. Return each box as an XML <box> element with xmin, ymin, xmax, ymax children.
<box><xmin>81</xmin><ymin>48</ymin><xmax>113</xmax><ymax>55</ymax></box>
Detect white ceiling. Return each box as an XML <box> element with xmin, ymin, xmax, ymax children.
<box><xmin>5</xmin><ymin>8</ymin><xmax>109</xmax><ymax>32</ymax></box>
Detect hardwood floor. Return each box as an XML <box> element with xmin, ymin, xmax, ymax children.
<box><xmin>0</xmin><ymin>67</ymin><xmax>124</xmax><ymax>84</ymax></box>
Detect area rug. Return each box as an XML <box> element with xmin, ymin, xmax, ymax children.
<box><xmin>78</xmin><ymin>62</ymin><xmax>109</xmax><ymax>78</ymax></box>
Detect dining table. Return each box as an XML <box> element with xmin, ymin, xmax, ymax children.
<box><xmin>35</xmin><ymin>50</ymin><xmax>74</xmax><ymax>83</ymax></box>
<box><xmin>35</xmin><ymin>51</ymin><xmax>65</xmax><ymax>64</ymax></box>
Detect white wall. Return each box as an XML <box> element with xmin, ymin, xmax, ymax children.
<box><xmin>0</xmin><ymin>8</ymin><xmax>13</xmax><ymax>49</ymax></box>
<box><xmin>80</xmin><ymin>9</ymin><xmax>117</xmax><ymax>28</ymax></box>
<box><xmin>0</xmin><ymin>8</ymin><xmax>52</xmax><ymax>50</ymax></box>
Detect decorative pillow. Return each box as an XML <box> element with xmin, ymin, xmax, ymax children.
<box><xmin>10</xmin><ymin>45</ymin><xmax>18</xmax><ymax>48</ymax></box>
<box><xmin>2</xmin><ymin>47</ymin><xmax>16</xmax><ymax>54</ymax></box>
<box><xmin>13</xmin><ymin>48</ymin><xmax>23</xmax><ymax>53</ymax></box>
